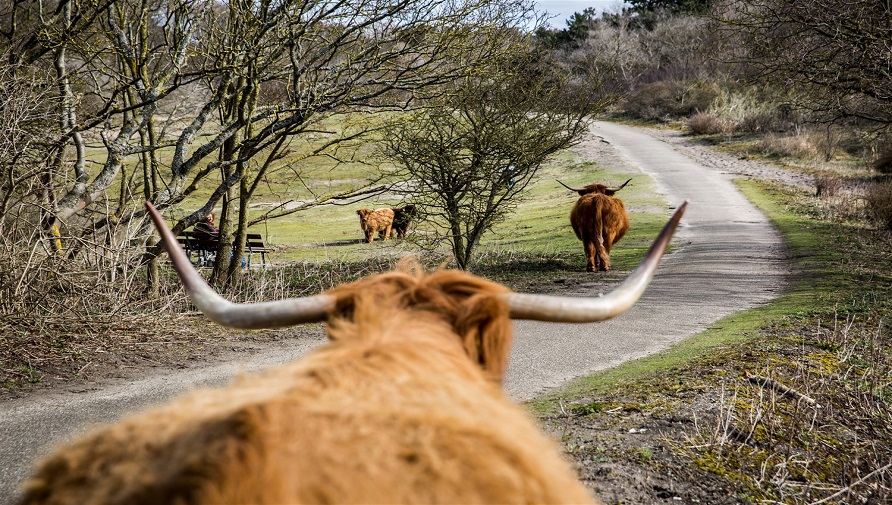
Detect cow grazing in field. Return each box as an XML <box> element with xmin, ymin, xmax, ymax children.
<box><xmin>390</xmin><ymin>204</ymin><xmax>417</xmax><ymax>239</ymax></box>
<box><xmin>560</xmin><ymin>178</ymin><xmax>632</xmax><ymax>272</ymax></box>
<box><xmin>17</xmin><ymin>200</ymin><xmax>686</xmax><ymax>505</ymax></box>
<box><xmin>357</xmin><ymin>207</ymin><xmax>394</xmax><ymax>243</ymax></box>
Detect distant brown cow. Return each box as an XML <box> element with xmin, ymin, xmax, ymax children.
<box><xmin>357</xmin><ymin>207</ymin><xmax>394</xmax><ymax>243</ymax></box>
<box><xmin>559</xmin><ymin>178</ymin><xmax>632</xmax><ymax>272</ymax></box>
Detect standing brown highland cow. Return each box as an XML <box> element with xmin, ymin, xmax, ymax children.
<box><xmin>560</xmin><ymin>178</ymin><xmax>632</xmax><ymax>272</ymax></box>
<box><xmin>356</xmin><ymin>207</ymin><xmax>394</xmax><ymax>243</ymax></box>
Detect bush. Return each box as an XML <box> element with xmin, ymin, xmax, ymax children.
<box><xmin>686</xmin><ymin>113</ymin><xmax>728</xmax><ymax>135</ymax></box>
<box><xmin>864</xmin><ymin>180</ymin><xmax>892</xmax><ymax>230</ymax></box>
<box><xmin>814</xmin><ymin>174</ymin><xmax>843</xmax><ymax>198</ymax></box>
<box><xmin>623</xmin><ymin>80</ymin><xmax>718</xmax><ymax>121</ymax></box>
<box><xmin>874</xmin><ymin>146</ymin><xmax>892</xmax><ymax>174</ymax></box>
<box><xmin>706</xmin><ymin>89</ymin><xmax>791</xmax><ymax>135</ymax></box>
<box><xmin>736</xmin><ymin>111</ymin><xmax>781</xmax><ymax>134</ymax></box>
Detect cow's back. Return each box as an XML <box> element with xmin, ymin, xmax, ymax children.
<box><xmin>570</xmin><ymin>194</ymin><xmax>628</xmax><ymax>242</ymax></box>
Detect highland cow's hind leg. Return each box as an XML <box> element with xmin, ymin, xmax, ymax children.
<box><xmin>584</xmin><ymin>239</ymin><xmax>596</xmax><ymax>272</ymax></box>
<box><xmin>596</xmin><ymin>234</ymin><xmax>610</xmax><ymax>271</ymax></box>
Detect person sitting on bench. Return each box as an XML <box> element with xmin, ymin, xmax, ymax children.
<box><xmin>194</xmin><ymin>213</ymin><xmax>218</xmax><ymax>238</ymax></box>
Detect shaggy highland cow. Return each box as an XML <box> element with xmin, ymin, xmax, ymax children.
<box><xmin>560</xmin><ymin>178</ymin><xmax>632</xmax><ymax>272</ymax></box>
<box><xmin>390</xmin><ymin>204</ymin><xmax>417</xmax><ymax>239</ymax></box>
<box><xmin>356</xmin><ymin>207</ymin><xmax>394</xmax><ymax>243</ymax></box>
<box><xmin>17</xmin><ymin>200</ymin><xmax>687</xmax><ymax>505</ymax></box>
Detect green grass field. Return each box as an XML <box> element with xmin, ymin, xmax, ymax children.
<box><xmin>162</xmin><ymin>141</ymin><xmax>670</xmax><ymax>269</ymax></box>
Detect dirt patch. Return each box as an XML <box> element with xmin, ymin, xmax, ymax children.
<box><xmin>0</xmin><ymin>315</ymin><xmax>325</xmax><ymax>402</ymax></box>
<box><xmin>544</xmin><ymin>406</ymin><xmax>739</xmax><ymax>504</ymax></box>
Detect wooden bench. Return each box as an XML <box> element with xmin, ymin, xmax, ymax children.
<box><xmin>244</xmin><ymin>232</ymin><xmax>271</xmax><ymax>267</ymax></box>
<box><xmin>176</xmin><ymin>231</ymin><xmax>271</xmax><ymax>267</ymax></box>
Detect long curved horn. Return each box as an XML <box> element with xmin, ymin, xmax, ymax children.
<box><xmin>505</xmin><ymin>201</ymin><xmax>687</xmax><ymax>322</ymax></box>
<box><xmin>556</xmin><ymin>180</ymin><xmax>586</xmax><ymax>192</ymax></box>
<box><xmin>145</xmin><ymin>202</ymin><xmax>335</xmax><ymax>329</ymax></box>
<box><xmin>608</xmin><ymin>178</ymin><xmax>632</xmax><ymax>193</ymax></box>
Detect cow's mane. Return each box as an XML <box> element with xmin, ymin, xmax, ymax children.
<box><xmin>324</xmin><ymin>259</ymin><xmax>512</xmax><ymax>383</ymax></box>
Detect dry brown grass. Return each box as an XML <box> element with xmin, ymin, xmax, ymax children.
<box><xmin>687</xmin><ymin>113</ymin><xmax>729</xmax><ymax>135</ymax></box>
<box><xmin>760</xmin><ymin>131</ymin><xmax>824</xmax><ymax>159</ymax></box>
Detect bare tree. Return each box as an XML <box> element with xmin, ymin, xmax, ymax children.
<box><xmin>381</xmin><ymin>47</ymin><xmax>604</xmax><ymax>269</ymax></box>
<box><xmin>0</xmin><ymin>0</ymin><xmax>538</xmax><ymax>292</ymax></box>
<box><xmin>715</xmin><ymin>0</ymin><xmax>892</xmax><ymax>128</ymax></box>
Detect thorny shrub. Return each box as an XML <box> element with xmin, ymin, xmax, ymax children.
<box><xmin>874</xmin><ymin>146</ymin><xmax>892</xmax><ymax>175</ymax></box>
<box><xmin>796</xmin><ymin>175</ymin><xmax>866</xmax><ymax>225</ymax></box>
<box><xmin>813</xmin><ymin>174</ymin><xmax>843</xmax><ymax>198</ymax></box>
<box><xmin>687</xmin><ymin>113</ymin><xmax>728</xmax><ymax>135</ymax></box>
<box><xmin>864</xmin><ymin>180</ymin><xmax>892</xmax><ymax>231</ymax></box>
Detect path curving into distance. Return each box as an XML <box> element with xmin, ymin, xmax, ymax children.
<box><xmin>0</xmin><ymin>122</ymin><xmax>789</xmax><ymax>503</ymax></box>
<box><xmin>506</xmin><ymin>121</ymin><xmax>790</xmax><ymax>398</ymax></box>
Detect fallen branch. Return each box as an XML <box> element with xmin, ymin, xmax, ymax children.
<box><xmin>808</xmin><ymin>462</ymin><xmax>892</xmax><ymax>505</ymax></box>
<box><xmin>745</xmin><ymin>371</ymin><xmax>818</xmax><ymax>406</ymax></box>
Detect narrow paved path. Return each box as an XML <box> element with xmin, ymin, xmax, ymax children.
<box><xmin>0</xmin><ymin>122</ymin><xmax>789</xmax><ymax>502</ymax></box>
<box><xmin>507</xmin><ymin>121</ymin><xmax>789</xmax><ymax>398</ymax></box>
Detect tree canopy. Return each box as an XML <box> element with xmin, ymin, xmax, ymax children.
<box><xmin>0</xmin><ymin>0</ymin><xmax>537</xmax><ymax>290</ymax></box>
<box><xmin>716</xmin><ymin>0</ymin><xmax>892</xmax><ymax>128</ymax></box>
<box><xmin>381</xmin><ymin>49</ymin><xmax>602</xmax><ymax>269</ymax></box>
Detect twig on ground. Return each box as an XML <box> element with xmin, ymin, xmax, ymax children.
<box><xmin>807</xmin><ymin>462</ymin><xmax>892</xmax><ymax>505</ymax></box>
<box><xmin>745</xmin><ymin>371</ymin><xmax>819</xmax><ymax>406</ymax></box>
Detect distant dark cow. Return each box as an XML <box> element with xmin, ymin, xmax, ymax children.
<box><xmin>390</xmin><ymin>205</ymin><xmax>417</xmax><ymax>239</ymax></box>
<box><xmin>374</xmin><ymin>205</ymin><xmax>417</xmax><ymax>240</ymax></box>
<box><xmin>559</xmin><ymin>178</ymin><xmax>632</xmax><ymax>272</ymax></box>
<box><xmin>357</xmin><ymin>208</ymin><xmax>394</xmax><ymax>243</ymax></box>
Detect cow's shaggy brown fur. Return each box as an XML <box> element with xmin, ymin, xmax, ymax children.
<box><xmin>569</xmin><ymin>183</ymin><xmax>630</xmax><ymax>272</ymax></box>
<box><xmin>19</xmin><ymin>262</ymin><xmax>601</xmax><ymax>505</ymax></box>
<box><xmin>390</xmin><ymin>204</ymin><xmax>417</xmax><ymax>239</ymax></box>
<box><xmin>357</xmin><ymin>207</ymin><xmax>395</xmax><ymax>243</ymax></box>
